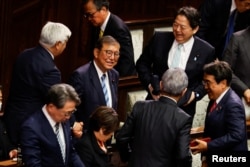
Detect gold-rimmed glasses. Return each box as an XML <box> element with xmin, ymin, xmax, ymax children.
<box><xmin>102</xmin><ymin>50</ymin><xmax>120</xmax><ymax>58</ymax></box>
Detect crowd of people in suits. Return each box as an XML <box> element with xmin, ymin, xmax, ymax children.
<box><xmin>0</xmin><ymin>0</ymin><xmax>250</xmax><ymax>166</ymax></box>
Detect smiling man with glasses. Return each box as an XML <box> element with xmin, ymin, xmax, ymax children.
<box><xmin>82</xmin><ymin>0</ymin><xmax>136</xmax><ymax>77</ymax></box>
<box><xmin>68</xmin><ymin>35</ymin><xmax>120</xmax><ymax>130</ymax></box>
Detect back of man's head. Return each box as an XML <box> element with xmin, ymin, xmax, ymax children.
<box><xmin>161</xmin><ymin>68</ymin><xmax>188</xmax><ymax>96</ymax></box>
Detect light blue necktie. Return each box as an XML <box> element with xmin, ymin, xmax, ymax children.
<box><xmin>101</xmin><ymin>74</ymin><xmax>110</xmax><ymax>106</ymax></box>
<box><xmin>171</xmin><ymin>44</ymin><xmax>183</xmax><ymax>68</ymax></box>
<box><xmin>55</xmin><ymin>123</ymin><xmax>65</xmax><ymax>163</ymax></box>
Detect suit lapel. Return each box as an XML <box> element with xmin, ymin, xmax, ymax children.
<box><xmin>185</xmin><ymin>37</ymin><xmax>200</xmax><ymax>71</ymax></box>
<box><xmin>89</xmin><ymin>62</ymin><xmax>107</xmax><ymax>105</ymax></box>
<box><xmin>107</xmin><ymin>70</ymin><xmax>118</xmax><ymax>108</ymax></box>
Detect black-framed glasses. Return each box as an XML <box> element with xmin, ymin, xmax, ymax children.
<box><xmin>102</xmin><ymin>50</ymin><xmax>120</xmax><ymax>58</ymax></box>
<box><xmin>83</xmin><ymin>10</ymin><xmax>99</xmax><ymax>19</ymax></box>
<box><xmin>63</xmin><ymin>109</ymin><xmax>77</xmax><ymax>117</ymax></box>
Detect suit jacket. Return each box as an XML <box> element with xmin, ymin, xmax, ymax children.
<box><xmin>223</xmin><ymin>26</ymin><xmax>250</xmax><ymax>97</ymax></box>
<box><xmin>91</xmin><ymin>13</ymin><xmax>136</xmax><ymax>77</ymax></box>
<box><xmin>20</xmin><ymin>109</ymin><xmax>85</xmax><ymax>167</ymax></box>
<box><xmin>68</xmin><ymin>61</ymin><xmax>119</xmax><ymax>128</ymax></box>
<box><xmin>136</xmin><ymin>32</ymin><xmax>215</xmax><ymax>117</ymax></box>
<box><xmin>197</xmin><ymin>0</ymin><xmax>250</xmax><ymax>59</ymax></box>
<box><xmin>204</xmin><ymin>88</ymin><xmax>248</xmax><ymax>152</ymax></box>
<box><xmin>4</xmin><ymin>45</ymin><xmax>61</xmax><ymax>145</ymax></box>
<box><xmin>115</xmin><ymin>97</ymin><xmax>192</xmax><ymax>167</ymax></box>
<box><xmin>75</xmin><ymin>131</ymin><xmax>109</xmax><ymax>167</ymax></box>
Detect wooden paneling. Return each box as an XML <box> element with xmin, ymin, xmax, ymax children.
<box><xmin>0</xmin><ymin>0</ymin><xmax>203</xmax><ymax>117</ymax></box>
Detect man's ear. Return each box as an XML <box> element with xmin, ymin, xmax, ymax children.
<box><xmin>160</xmin><ymin>81</ymin><xmax>163</xmax><ymax>90</ymax></box>
<box><xmin>93</xmin><ymin>48</ymin><xmax>99</xmax><ymax>58</ymax></box>
<box><xmin>181</xmin><ymin>88</ymin><xmax>187</xmax><ymax>96</ymax></box>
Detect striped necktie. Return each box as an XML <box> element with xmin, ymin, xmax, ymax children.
<box><xmin>101</xmin><ymin>74</ymin><xmax>110</xmax><ymax>106</ymax></box>
<box><xmin>55</xmin><ymin>123</ymin><xmax>66</xmax><ymax>163</ymax></box>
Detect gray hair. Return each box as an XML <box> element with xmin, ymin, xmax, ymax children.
<box><xmin>45</xmin><ymin>83</ymin><xmax>81</xmax><ymax>109</ymax></box>
<box><xmin>39</xmin><ymin>21</ymin><xmax>71</xmax><ymax>47</ymax></box>
<box><xmin>161</xmin><ymin>68</ymin><xmax>188</xmax><ymax>96</ymax></box>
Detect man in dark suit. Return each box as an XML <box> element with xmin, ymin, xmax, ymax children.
<box><xmin>191</xmin><ymin>61</ymin><xmax>248</xmax><ymax>167</ymax></box>
<box><xmin>223</xmin><ymin>27</ymin><xmax>250</xmax><ymax>118</ymax></box>
<box><xmin>136</xmin><ymin>6</ymin><xmax>215</xmax><ymax>118</ymax></box>
<box><xmin>197</xmin><ymin>0</ymin><xmax>250</xmax><ymax>59</ymax></box>
<box><xmin>20</xmin><ymin>84</ymin><xmax>85</xmax><ymax>167</ymax></box>
<box><xmin>116</xmin><ymin>68</ymin><xmax>192</xmax><ymax>167</ymax></box>
<box><xmin>3</xmin><ymin>21</ymin><xmax>72</xmax><ymax>146</ymax></box>
<box><xmin>82</xmin><ymin>0</ymin><xmax>136</xmax><ymax>77</ymax></box>
<box><xmin>68</xmin><ymin>35</ymin><xmax>119</xmax><ymax>129</ymax></box>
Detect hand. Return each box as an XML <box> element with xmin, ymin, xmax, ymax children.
<box><xmin>183</xmin><ymin>91</ymin><xmax>195</xmax><ymax>106</ymax></box>
<box><xmin>9</xmin><ymin>149</ymin><xmax>18</xmax><ymax>159</ymax></box>
<box><xmin>148</xmin><ymin>84</ymin><xmax>160</xmax><ymax>100</ymax></box>
<box><xmin>72</xmin><ymin>121</ymin><xmax>84</xmax><ymax>138</ymax></box>
<box><xmin>190</xmin><ymin>138</ymin><xmax>208</xmax><ymax>155</ymax></box>
<box><xmin>243</xmin><ymin>89</ymin><xmax>250</xmax><ymax>104</ymax></box>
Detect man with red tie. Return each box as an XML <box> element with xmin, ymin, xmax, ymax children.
<box><xmin>191</xmin><ymin>61</ymin><xmax>248</xmax><ymax>167</ymax></box>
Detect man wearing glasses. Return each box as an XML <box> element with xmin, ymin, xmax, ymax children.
<box><xmin>68</xmin><ymin>35</ymin><xmax>120</xmax><ymax>130</ymax></box>
<box><xmin>82</xmin><ymin>0</ymin><xmax>136</xmax><ymax>77</ymax></box>
<box><xmin>20</xmin><ymin>83</ymin><xmax>85</xmax><ymax>167</ymax></box>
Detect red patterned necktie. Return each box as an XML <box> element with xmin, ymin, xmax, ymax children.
<box><xmin>210</xmin><ymin>101</ymin><xmax>217</xmax><ymax>113</ymax></box>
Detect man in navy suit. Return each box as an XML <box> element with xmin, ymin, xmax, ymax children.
<box><xmin>68</xmin><ymin>35</ymin><xmax>119</xmax><ymax>129</ymax></box>
<box><xmin>136</xmin><ymin>6</ymin><xmax>215</xmax><ymax>118</ymax></box>
<box><xmin>82</xmin><ymin>0</ymin><xmax>136</xmax><ymax>77</ymax></box>
<box><xmin>191</xmin><ymin>61</ymin><xmax>248</xmax><ymax>166</ymax></box>
<box><xmin>4</xmin><ymin>21</ymin><xmax>72</xmax><ymax>146</ymax></box>
<box><xmin>197</xmin><ymin>0</ymin><xmax>250</xmax><ymax>59</ymax></box>
<box><xmin>116</xmin><ymin>68</ymin><xmax>192</xmax><ymax>167</ymax></box>
<box><xmin>20</xmin><ymin>84</ymin><xmax>85</xmax><ymax>167</ymax></box>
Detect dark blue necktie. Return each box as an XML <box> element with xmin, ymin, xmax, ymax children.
<box><xmin>224</xmin><ymin>10</ymin><xmax>237</xmax><ymax>51</ymax></box>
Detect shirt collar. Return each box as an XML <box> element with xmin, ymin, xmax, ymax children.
<box><xmin>100</xmin><ymin>11</ymin><xmax>110</xmax><ymax>31</ymax></box>
<box><xmin>42</xmin><ymin>105</ymin><xmax>57</xmax><ymax>127</ymax></box>
<box><xmin>93</xmin><ymin>61</ymin><xmax>108</xmax><ymax>78</ymax></box>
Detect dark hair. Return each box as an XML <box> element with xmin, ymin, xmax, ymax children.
<box><xmin>89</xmin><ymin>106</ymin><xmax>119</xmax><ymax>135</ymax></box>
<box><xmin>95</xmin><ymin>35</ymin><xmax>120</xmax><ymax>50</ymax></box>
<box><xmin>82</xmin><ymin>0</ymin><xmax>110</xmax><ymax>10</ymax></box>
<box><xmin>45</xmin><ymin>83</ymin><xmax>81</xmax><ymax>109</ymax></box>
<box><xmin>175</xmin><ymin>6</ymin><xmax>201</xmax><ymax>29</ymax></box>
<box><xmin>203</xmin><ymin>61</ymin><xmax>232</xmax><ymax>86</ymax></box>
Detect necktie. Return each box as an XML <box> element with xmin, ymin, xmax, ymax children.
<box><xmin>101</xmin><ymin>74</ymin><xmax>110</xmax><ymax>106</ymax></box>
<box><xmin>224</xmin><ymin>10</ymin><xmax>237</xmax><ymax>51</ymax></box>
<box><xmin>55</xmin><ymin>123</ymin><xmax>66</xmax><ymax>163</ymax></box>
<box><xmin>209</xmin><ymin>101</ymin><xmax>217</xmax><ymax>113</ymax></box>
<box><xmin>99</xmin><ymin>29</ymin><xmax>104</xmax><ymax>38</ymax></box>
<box><xmin>171</xmin><ymin>44</ymin><xmax>183</xmax><ymax>68</ymax></box>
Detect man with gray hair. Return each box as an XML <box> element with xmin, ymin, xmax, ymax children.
<box><xmin>116</xmin><ymin>68</ymin><xmax>192</xmax><ymax>167</ymax></box>
<box><xmin>20</xmin><ymin>83</ymin><xmax>85</xmax><ymax>167</ymax></box>
<box><xmin>4</xmin><ymin>21</ymin><xmax>72</xmax><ymax>146</ymax></box>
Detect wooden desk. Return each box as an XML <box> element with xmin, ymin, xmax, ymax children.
<box><xmin>191</xmin><ymin>120</ymin><xmax>250</xmax><ymax>140</ymax></box>
<box><xmin>0</xmin><ymin>160</ymin><xmax>17</xmax><ymax>167</ymax></box>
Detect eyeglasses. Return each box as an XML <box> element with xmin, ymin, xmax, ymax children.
<box><xmin>173</xmin><ymin>23</ymin><xmax>190</xmax><ymax>31</ymax></box>
<box><xmin>63</xmin><ymin>109</ymin><xmax>77</xmax><ymax>117</ymax></box>
<box><xmin>102</xmin><ymin>50</ymin><xmax>120</xmax><ymax>58</ymax></box>
<box><xmin>83</xmin><ymin>10</ymin><xmax>99</xmax><ymax>19</ymax></box>
<box><xmin>202</xmin><ymin>80</ymin><xmax>216</xmax><ymax>86</ymax></box>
